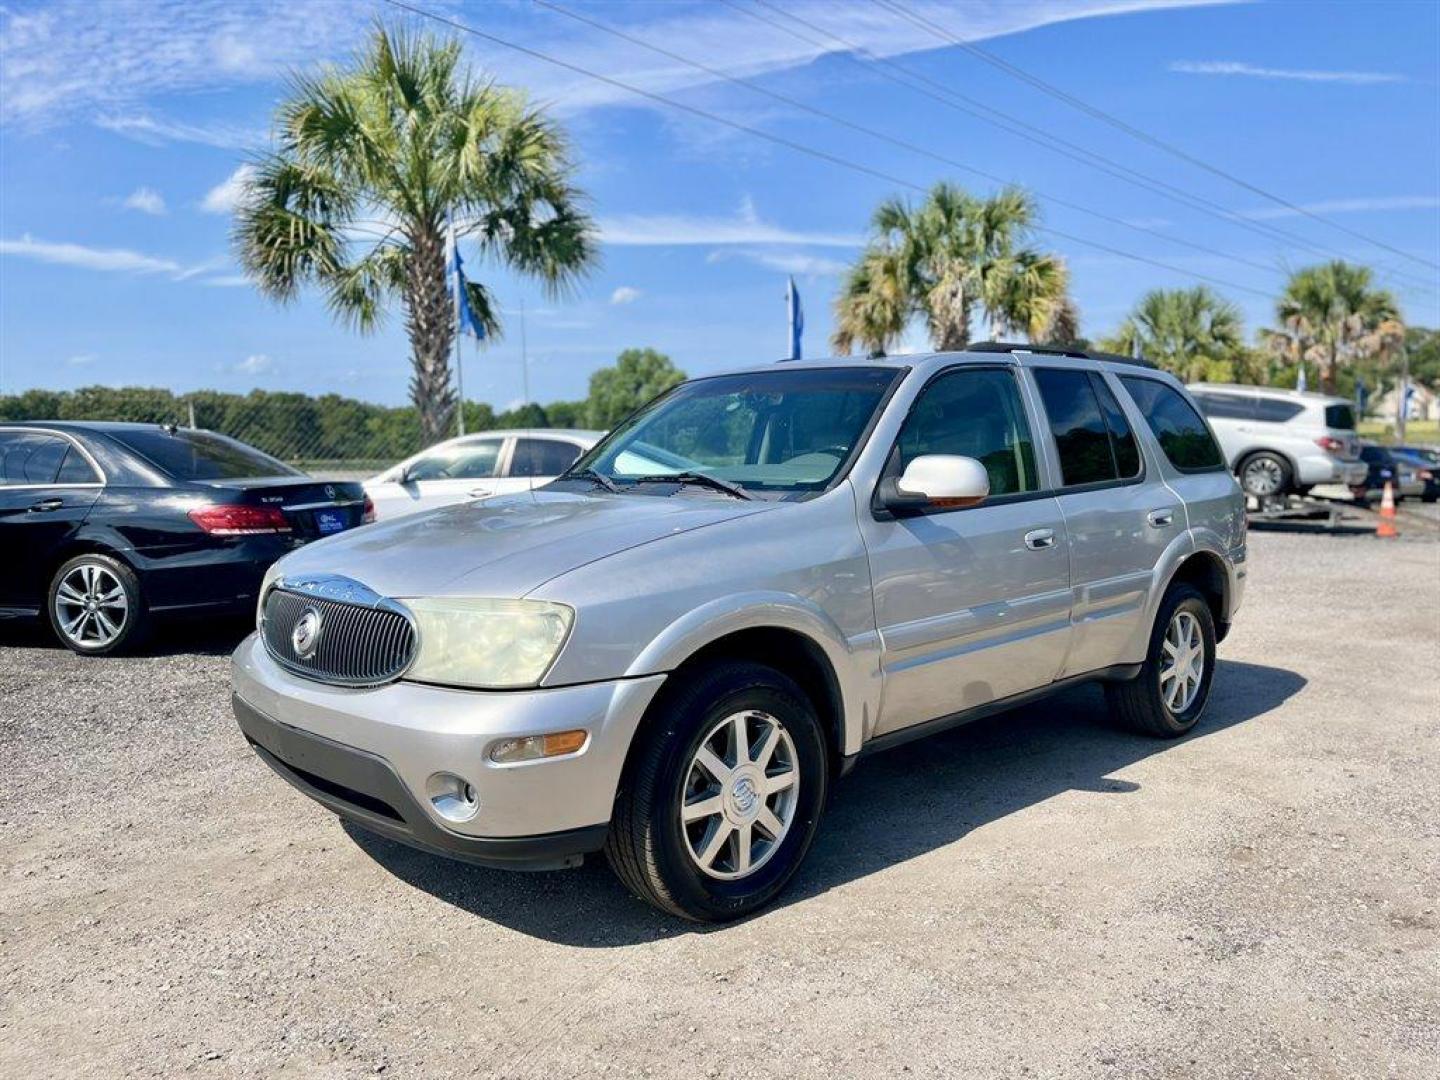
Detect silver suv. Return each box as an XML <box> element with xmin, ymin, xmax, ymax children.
<box><xmin>233</xmin><ymin>345</ymin><xmax>1246</xmax><ymax>921</ymax></box>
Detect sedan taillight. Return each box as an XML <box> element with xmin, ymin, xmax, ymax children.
<box><xmin>188</xmin><ymin>504</ymin><xmax>292</xmax><ymax>535</ymax></box>
<box><xmin>362</xmin><ymin>494</ymin><xmax>376</xmax><ymax>524</ymax></box>
<box><xmin>1314</xmin><ymin>436</ymin><xmax>1345</xmax><ymax>454</ymax></box>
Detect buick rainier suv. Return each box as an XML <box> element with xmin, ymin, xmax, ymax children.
<box><xmin>233</xmin><ymin>344</ymin><xmax>1246</xmax><ymax>921</ymax></box>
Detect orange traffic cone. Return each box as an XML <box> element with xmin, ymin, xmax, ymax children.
<box><xmin>1376</xmin><ymin>481</ymin><xmax>1399</xmax><ymax>538</ymax></box>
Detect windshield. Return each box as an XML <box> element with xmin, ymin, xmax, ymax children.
<box><xmin>109</xmin><ymin>428</ymin><xmax>301</xmax><ymax>480</ymax></box>
<box><xmin>567</xmin><ymin>366</ymin><xmax>901</xmax><ymax>498</ymax></box>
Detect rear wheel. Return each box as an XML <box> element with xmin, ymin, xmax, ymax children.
<box><xmin>1105</xmin><ymin>584</ymin><xmax>1216</xmax><ymax>738</ymax></box>
<box><xmin>605</xmin><ymin>661</ymin><xmax>828</xmax><ymax>922</ymax></box>
<box><xmin>1238</xmin><ymin>451</ymin><xmax>1292</xmax><ymax>499</ymax></box>
<box><xmin>47</xmin><ymin>554</ymin><xmax>149</xmax><ymax>656</ymax></box>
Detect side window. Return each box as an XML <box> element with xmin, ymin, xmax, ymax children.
<box><xmin>0</xmin><ymin>433</ymin><xmax>70</xmax><ymax>486</ymax></box>
<box><xmin>1090</xmin><ymin>373</ymin><xmax>1141</xmax><ymax>478</ymax></box>
<box><xmin>509</xmin><ymin>438</ymin><xmax>583</xmax><ymax>478</ymax></box>
<box><xmin>1033</xmin><ymin>368</ymin><xmax>1119</xmax><ymax>486</ymax></box>
<box><xmin>1195</xmin><ymin>392</ymin><xmax>1255</xmax><ymax>420</ymax></box>
<box><xmin>406</xmin><ymin>439</ymin><xmax>502</xmax><ymax>481</ymax></box>
<box><xmin>1254</xmin><ymin>398</ymin><xmax>1305</xmax><ymax>423</ymax></box>
<box><xmin>1119</xmin><ymin>377</ymin><xmax>1226</xmax><ymax>472</ymax></box>
<box><xmin>56</xmin><ymin>446</ymin><xmax>101</xmax><ymax>484</ymax></box>
<box><xmin>896</xmin><ymin>367</ymin><xmax>1038</xmax><ymax>497</ymax></box>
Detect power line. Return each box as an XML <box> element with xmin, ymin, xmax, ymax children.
<box><xmin>730</xmin><ymin>0</ymin><xmax>1436</xmax><ymax>295</ymax></box>
<box><xmin>875</xmin><ymin>0</ymin><xmax>1440</xmax><ymax>274</ymax></box>
<box><xmin>531</xmin><ymin>0</ymin><xmax>1284</xmax><ymax>280</ymax></box>
<box><xmin>381</xmin><ymin>0</ymin><xmax>1275</xmax><ymax>299</ymax></box>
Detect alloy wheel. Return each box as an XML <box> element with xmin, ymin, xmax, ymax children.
<box><xmin>53</xmin><ymin>563</ymin><xmax>129</xmax><ymax>648</ymax></box>
<box><xmin>1159</xmin><ymin>610</ymin><xmax>1204</xmax><ymax>714</ymax></box>
<box><xmin>1242</xmin><ymin>456</ymin><xmax>1283</xmax><ymax>496</ymax></box>
<box><xmin>680</xmin><ymin>710</ymin><xmax>799</xmax><ymax>881</ymax></box>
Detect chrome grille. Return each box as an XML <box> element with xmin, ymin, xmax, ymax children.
<box><xmin>262</xmin><ymin>585</ymin><xmax>416</xmax><ymax>687</ymax></box>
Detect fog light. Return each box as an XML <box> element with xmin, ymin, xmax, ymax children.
<box><xmin>489</xmin><ymin>729</ymin><xmax>588</xmax><ymax>764</ymax></box>
<box><xmin>426</xmin><ymin>772</ymin><xmax>479</xmax><ymax>822</ymax></box>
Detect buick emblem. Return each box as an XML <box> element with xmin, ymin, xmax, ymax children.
<box><xmin>292</xmin><ymin>607</ymin><xmax>323</xmax><ymax>660</ymax></box>
<box><xmin>323</xmin><ymin>484</ymin><xmax>336</xmax><ymax>500</ymax></box>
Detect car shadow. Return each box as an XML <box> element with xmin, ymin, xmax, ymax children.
<box><xmin>345</xmin><ymin>659</ymin><xmax>1306</xmax><ymax>945</ymax></box>
<box><xmin>0</xmin><ymin>614</ymin><xmax>252</xmax><ymax>658</ymax></box>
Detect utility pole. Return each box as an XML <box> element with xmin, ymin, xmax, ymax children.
<box><xmin>520</xmin><ymin>299</ymin><xmax>531</xmax><ymax>410</ymax></box>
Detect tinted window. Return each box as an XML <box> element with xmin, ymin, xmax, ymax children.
<box><xmin>1193</xmin><ymin>392</ymin><xmax>1256</xmax><ymax>420</ymax></box>
<box><xmin>897</xmin><ymin>367</ymin><xmax>1038</xmax><ymax>496</ymax></box>
<box><xmin>56</xmin><ymin>447</ymin><xmax>101</xmax><ymax>484</ymax></box>
<box><xmin>1033</xmin><ymin>368</ymin><xmax>1117</xmax><ymax>486</ymax></box>
<box><xmin>406</xmin><ymin>439</ymin><xmax>502</xmax><ymax>481</ymax></box>
<box><xmin>1325</xmin><ymin>403</ymin><xmax>1356</xmax><ymax>430</ymax></box>
<box><xmin>1090</xmin><ymin>373</ymin><xmax>1141</xmax><ymax>478</ymax></box>
<box><xmin>1254</xmin><ymin>398</ymin><xmax>1305</xmax><ymax>423</ymax></box>
<box><xmin>510</xmin><ymin>438</ymin><xmax>582</xmax><ymax>478</ymax></box>
<box><xmin>109</xmin><ymin>428</ymin><xmax>299</xmax><ymax>480</ymax></box>
<box><xmin>0</xmin><ymin>432</ymin><xmax>71</xmax><ymax>485</ymax></box>
<box><xmin>1120</xmin><ymin>377</ymin><xmax>1225</xmax><ymax>472</ymax></box>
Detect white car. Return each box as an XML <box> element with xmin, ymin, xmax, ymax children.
<box><xmin>1187</xmin><ymin>383</ymin><xmax>1367</xmax><ymax>498</ymax></box>
<box><xmin>364</xmin><ymin>429</ymin><xmax>603</xmax><ymax>520</ymax></box>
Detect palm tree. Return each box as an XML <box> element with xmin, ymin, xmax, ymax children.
<box><xmin>234</xmin><ymin>25</ymin><xmax>597</xmax><ymax>444</ymax></box>
<box><xmin>1099</xmin><ymin>287</ymin><xmax>1245</xmax><ymax>383</ymax></box>
<box><xmin>832</xmin><ymin>183</ymin><xmax>1071</xmax><ymax>354</ymax></box>
<box><xmin>1265</xmin><ymin>261</ymin><xmax>1399</xmax><ymax>394</ymax></box>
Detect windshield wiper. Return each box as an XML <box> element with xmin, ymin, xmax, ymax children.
<box><xmin>561</xmin><ymin>466</ymin><xmax>620</xmax><ymax>493</ymax></box>
<box><xmin>631</xmin><ymin>472</ymin><xmax>752</xmax><ymax>500</ymax></box>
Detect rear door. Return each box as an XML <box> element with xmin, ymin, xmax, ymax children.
<box><xmin>507</xmin><ymin>436</ymin><xmax>587</xmax><ymax>492</ymax></box>
<box><xmin>0</xmin><ymin>431</ymin><xmax>103</xmax><ymax>611</ymax></box>
<box><xmin>1027</xmin><ymin>365</ymin><xmax>1180</xmax><ymax>677</ymax></box>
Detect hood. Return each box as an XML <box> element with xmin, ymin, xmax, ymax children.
<box><xmin>270</xmin><ymin>488</ymin><xmax>775</xmax><ymax>599</ymax></box>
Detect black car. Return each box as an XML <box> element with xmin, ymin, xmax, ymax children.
<box><xmin>0</xmin><ymin>422</ymin><xmax>371</xmax><ymax>655</ymax></box>
<box><xmin>1391</xmin><ymin>446</ymin><xmax>1440</xmax><ymax>503</ymax></box>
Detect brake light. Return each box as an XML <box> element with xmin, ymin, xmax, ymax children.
<box><xmin>362</xmin><ymin>494</ymin><xmax>376</xmax><ymax>524</ymax></box>
<box><xmin>1314</xmin><ymin>436</ymin><xmax>1345</xmax><ymax>454</ymax></box>
<box><xmin>188</xmin><ymin>504</ymin><xmax>292</xmax><ymax>535</ymax></box>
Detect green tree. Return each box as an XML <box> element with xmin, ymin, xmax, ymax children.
<box><xmin>584</xmin><ymin>348</ymin><xmax>686</xmax><ymax>428</ymax></box>
<box><xmin>832</xmin><ymin>183</ymin><xmax>1071</xmax><ymax>354</ymax></box>
<box><xmin>1261</xmin><ymin>261</ymin><xmax>1400</xmax><ymax>394</ymax></box>
<box><xmin>234</xmin><ymin>25</ymin><xmax>597</xmax><ymax>447</ymax></box>
<box><xmin>1099</xmin><ymin>287</ymin><xmax>1248</xmax><ymax>383</ymax></box>
<box><xmin>1406</xmin><ymin>326</ymin><xmax>1440</xmax><ymax>389</ymax></box>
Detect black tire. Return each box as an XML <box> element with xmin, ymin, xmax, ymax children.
<box><xmin>1424</xmin><ymin>492</ymin><xmax>1438</xmax><ymax>504</ymax></box>
<box><xmin>605</xmin><ymin>661</ymin><xmax>829</xmax><ymax>922</ymax></box>
<box><xmin>1237</xmin><ymin>451</ymin><xmax>1292</xmax><ymax>499</ymax></box>
<box><xmin>46</xmin><ymin>553</ymin><xmax>150</xmax><ymax>656</ymax></box>
<box><xmin>1294</xmin><ymin>484</ymin><xmax>1314</xmax><ymax>498</ymax></box>
<box><xmin>1105</xmin><ymin>584</ymin><xmax>1216</xmax><ymax>738</ymax></box>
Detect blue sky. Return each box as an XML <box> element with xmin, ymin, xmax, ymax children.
<box><xmin>1</xmin><ymin>0</ymin><xmax>1437</xmax><ymax>410</ymax></box>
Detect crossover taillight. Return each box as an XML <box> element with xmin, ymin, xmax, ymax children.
<box><xmin>362</xmin><ymin>494</ymin><xmax>376</xmax><ymax>524</ymax></box>
<box><xmin>1314</xmin><ymin>436</ymin><xmax>1345</xmax><ymax>454</ymax></box>
<box><xmin>188</xmin><ymin>504</ymin><xmax>292</xmax><ymax>535</ymax></box>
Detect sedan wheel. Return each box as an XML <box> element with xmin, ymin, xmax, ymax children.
<box><xmin>48</xmin><ymin>554</ymin><xmax>148</xmax><ymax>656</ymax></box>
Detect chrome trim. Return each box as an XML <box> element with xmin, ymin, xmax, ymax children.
<box><xmin>261</xmin><ymin>573</ymin><xmax>418</xmax><ymax>688</ymax></box>
<box><xmin>281</xmin><ymin>498</ymin><xmax>365</xmax><ymax>512</ymax></box>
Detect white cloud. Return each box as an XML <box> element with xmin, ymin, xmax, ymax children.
<box><xmin>199</xmin><ymin>274</ymin><xmax>253</xmax><ymax>288</ymax></box>
<box><xmin>1169</xmin><ymin>60</ymin><xmax>1405</xmax><ymax>85</ymax></box>
<box><xmin>598</xmin><ymin>198</ymin><xmax>861</xmax><ymax>248</ymax></box>
<box><xmin>121</xmin><ymin>186</ymin><xmax>166</xmax><ymax>215</ymax></box>
<box><xmin>95</xmin><ymin>113</ymin><xmax>263</xmax><ymax>150</ymax></box>
<box><xmin>66</xmin><ymin>353</ymin><xmax>97</xmax><ymax>367</ymax></box>
<box><xmin>1238</xmin><ymin>195</ymin><xmax>1440</xmax><ymax>221</ymax></box>
<box><xmin>708</xmin><ymin>249</ymin><xmax>849</xmax><ymax>276</ymax></box>
<box><xmin>223</xmin><ymin>354</ymin><xmax>275</xmax><ymax>377</ymax></box>
<box><xmin>201</xmin><ymin>165</ymin><xmax>256</xmax><ymax>215</ymax></box>
<box><xmin>0</xmin><ymin>234</ymin><xmax>184</xmax><ymax>275</ymax></box>
<box><xmin>609</xmin><ymin>286</ymin><xmax>642</xmax><ymax>305</ymax></box>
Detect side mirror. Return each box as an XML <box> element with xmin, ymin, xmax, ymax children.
<box><xmin>879</xmin><ymin>454</ymin><xmax>990</xmax><ymax>513</ymax></box>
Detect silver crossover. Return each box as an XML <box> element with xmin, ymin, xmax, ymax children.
<box><xmin>233</xmin><ymin>346</ymin><xmax>1246</xmax><ymax>921</ymax></box>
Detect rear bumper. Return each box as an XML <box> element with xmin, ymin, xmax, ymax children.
<box><xmin>233</xmin><ymin>694</ymin><xmax>608</xmax><ymax>869</ymax></box>
<box><xmin>1294</xmin><ymin>454</ymin><xmax>1366</xmax><ymax>487</ymax></box>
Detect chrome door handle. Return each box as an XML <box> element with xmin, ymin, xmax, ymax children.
<box><xmin>1024</xmin><ymin>528</ymin><xmax>1056</xmax><ymax>550</ymax></box>
<box><xmin>1147</xmin><ymin>508</ymin><xmax>1175</xmax><ymax>528</ymax></box>
<box><xmin>467</xmin><ymin>488</ymin><xmax>492</xmax><ymax>499</ymax></box>
<box><xmin>28</xmin><ymin>498</ymin><xmax>63</xmax><ymax>513</ymax></box>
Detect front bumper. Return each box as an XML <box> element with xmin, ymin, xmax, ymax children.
<box><xmin>231</xmin><ymin>633</ymin><xmax>667</xmax><ymax>866</ymax></box>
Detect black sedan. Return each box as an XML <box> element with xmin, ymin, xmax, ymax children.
<box><xmin>0</xmin><ymin>422</ymin><xmax>372</xmax><ymax>655</ymax></box>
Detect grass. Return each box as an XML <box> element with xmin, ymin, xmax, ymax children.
<box><xmin>1358</xmin><ymin>419</ymin><xmax>1439</xmax><ymax>446</ymax></box>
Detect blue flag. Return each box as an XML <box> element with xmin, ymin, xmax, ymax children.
<box><xmin>787</xmin><ymin>276</ymin><xmax>803</xmax><ymax>361</ymax></box>
<box><xmin>450</xmin><ymin>229</ymin><xmax>486</xmax><ymax>340</ymax></box>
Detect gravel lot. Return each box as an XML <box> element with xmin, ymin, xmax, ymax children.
<box><xmin>2</xmin><ymin>528</ymin><xmax>1437</xmax><ymax>1079</ymax></box>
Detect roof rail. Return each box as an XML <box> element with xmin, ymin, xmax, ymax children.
<box><xmin>968</xmin><ymin>341</ymin><xmax>1157</xmax><ymax>369</ymax></box>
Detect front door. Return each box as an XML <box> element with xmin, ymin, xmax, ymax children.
<box><xmin>858</xmin><ymin>365</ymin><xmax>1072</xmax><ymax>737</ymax></box>
<box><xmin>370</xmin><ymin>436</ymin><xmax>506</xmax><ymax>519</ymax></box>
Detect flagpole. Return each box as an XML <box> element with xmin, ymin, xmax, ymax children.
<box><xmin>449</xmin><ymin>216</ymin><xmax>466</xmax><ymax>437</ymax></box>
<box><xmin>786</xmin><ymin>278</ymin><xmax>794</xmax><ymax>361</ymax></box>
<box><xmin>520</xmin><ymin>299</ymin><xmax>531</xmax><ymax>409</ymax></box>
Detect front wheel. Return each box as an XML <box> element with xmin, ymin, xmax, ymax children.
<box><xmin>1105</xmin><ymin>584</ymin><xmax>1216</xmax><ymax>738</ymax></box>
<box><xmin>47</xmin><ymin>554</ymin><xmax>149</xmax><ymax>656</ymax></box>
<box><xmin>605</xmin><ymin>661</ymin><xmax>829</xmax><ymax>921</ymax></box>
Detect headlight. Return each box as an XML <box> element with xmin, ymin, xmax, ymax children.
<box><xmin>402</xmin><ymin>598</ymin><xmax>573</xmax><ymax>689</ymax></box>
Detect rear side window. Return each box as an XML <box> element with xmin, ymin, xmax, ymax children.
<box><xmin>1119</xmin><ymin>377</ymin><xmax>1225</xmax><ymax>472</ymax></box>
<box><xmin>1194</xmin><ymin>392</ymin><xmax>1255</xmax><ymax>420</ymax></box>
<box><xmin>0</xmin><ymin>432</ymin><xmax>72</xmax><ymax>485</ymax></box>
<box><xmin>1033</xmin><ymin>368</ymin><xmax>1137</xmax><ymax>486</ymax></box>
<box><xmin>109</xmin><ymin>428</ymin><xmax>300</xmax><ymax>480</ymax></box>
<box><xmin>56</xmin><ymin>447</ymin><xmax>101</xmax><ymax>484</ymax></box>
<box><xmin>1325</xmin><ymin>403</ymin><xmax>1356</xmax><ymax>430</ymax></box>
<box><xmin>509</xmin><ymin>438</ymin><xmax>583</xmax><ymax>478</ymax></box>
<box><xmin>1254</xmin><ymin>399</ymin><xmax>1305</xmax><ymax>423</ymax></box>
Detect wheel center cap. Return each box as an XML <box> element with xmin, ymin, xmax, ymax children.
<box><xmin>85</xmin><ymin>599</ymin><xmax>97</xmax><ymax>612</ymax></box>
<box><xmin>724</xmin><ymin>766</ymin><xmax>764</xmax><ymax>824</ymax></box>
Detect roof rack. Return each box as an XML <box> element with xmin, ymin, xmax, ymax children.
<box><xmin>968</xmin><ymin>341</ymin><xmax>1157</xmax><ymax>369</ymax></box>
